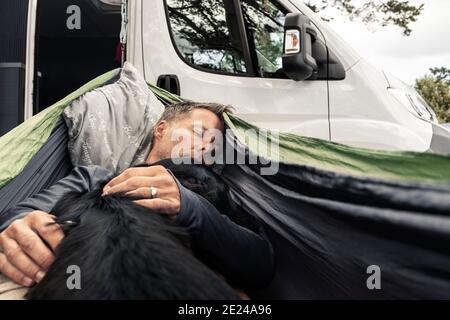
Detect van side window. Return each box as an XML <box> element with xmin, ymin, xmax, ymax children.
<box><xmin>241</xmin><ymin>0</ymin><xmax>288</xmax><ymax>78</ymax></box>
<box><xmin>166</xmin><ymin>0</ymin><xmax>248</xmax><ymax>74</ymax></box>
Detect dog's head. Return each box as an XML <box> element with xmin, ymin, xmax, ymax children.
<box><xmin>146</xmin><ymin>158</ymin><xmax>229</xmax><ymax>213</ymax></box>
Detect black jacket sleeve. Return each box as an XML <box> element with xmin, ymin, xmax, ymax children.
<box><xmin>0</xmin><ymin>166</ymin><xmax>114</xmax><ymax>231</ymax></box>
<box><xmin>175</xmin><ymin>180</ymin><xmax>275</xmax><ymax>289</ymax></box>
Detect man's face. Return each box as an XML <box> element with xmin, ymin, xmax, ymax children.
<box><xmin>152</xmin><ymin>109</ymin><xmax>224</xmax><ymax>162</ymax></box>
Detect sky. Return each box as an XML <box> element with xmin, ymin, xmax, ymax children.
<box><xmin>325</xmin><ymin>0</ymin><xmax>450</xmax><ymax>85</ymax></box>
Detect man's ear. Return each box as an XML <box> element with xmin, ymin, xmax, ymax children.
<box><xmin>153</xmin><ymin>121</ymin><xmax>169</xmax><ymax>141</ymax></box>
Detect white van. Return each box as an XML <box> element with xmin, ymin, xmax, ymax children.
<box><xmin>2</xmin><ymin>0</ymin><xmax>450</xmax><ymax>153</ymax></box>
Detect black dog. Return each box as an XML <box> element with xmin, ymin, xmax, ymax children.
<box><xmin>26</xmin><ymin>161</ymin><xmax>241</xmax><ymax>300</ymax></box>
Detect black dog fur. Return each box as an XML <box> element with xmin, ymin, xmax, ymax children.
<box><xmin>26</xmin><ymin>161</ymin><xmax>241</xmax><ymax>300</ymax></box>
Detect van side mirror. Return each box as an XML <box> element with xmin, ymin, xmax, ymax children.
<box><xmin>282</xmin><ymin>13</ymin><xmax>318</xmax><ymax>81</ymax></box>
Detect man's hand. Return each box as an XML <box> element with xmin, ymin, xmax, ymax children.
<box><xmin>102</xmin><ymin>165</ymin><xmax>181</xmax><ymax>217</ymax></box>
<box><xmin>0</xmin><ymin>211</ymin><xmax>64</xmax><ymax>287</ymax></box>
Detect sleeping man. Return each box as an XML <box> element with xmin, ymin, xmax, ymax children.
<box><xmin>0</xmin><ymin>102</ymin><xmax>275</xmax><ymax>297</ymax></box>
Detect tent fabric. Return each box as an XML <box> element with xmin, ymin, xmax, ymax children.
<box><xmin>1</xmin><ymin>68</ymin><xmax>450</xmax><ymax>299</ymax></box>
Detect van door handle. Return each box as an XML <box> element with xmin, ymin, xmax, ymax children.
<box><xmin>157</xmin><ymin>74</ymin><xmax>180</xmax><ymax>96</ymax></box>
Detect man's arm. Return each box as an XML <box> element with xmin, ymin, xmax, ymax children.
<box><xmin>0</xmin><ymin>166</ymin><xmax>114</xmax><ymax>231</ymax></box>
<box><xmin>0</xmin><ymin>165</ymin><xmax>113</xmax><ymax>286</ymax></box>
<box><xmin>175</xmin><ymin>182</ymin><xmax>275</xmax><ymax>290</ymax></box>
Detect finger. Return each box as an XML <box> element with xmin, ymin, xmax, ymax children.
<box><xmin>123</xmin><ymin>186</ymin><xmax>173</xmax><ymax>200</ymax></box>
<box><xmin>133</xmin><ymin>199</ymin><xmax>179</xmax><ymax>215</ymax></box>
<box><xmin>30</xmin><ymin>217</ymin><xmax>64</xmax><ymax>252</ymax></box>
<box><xmin>123</xmin><ymin>187</ymin><xmax>153</xmax><ymax>200</ymax></box>
<box><xmin>14</xmin><ymin>225</ymin><xmax>55</xmax><ymax>270</ymax></box>
<box><xmin>103</xmin><ymin>166</ymin><xmax>167</xmax><ymax>191</ymax></box>
<box><xmin>0</xmin><ymin>252</ymin><xmax>35</xmax><ymax>287</ymax></box>
<box><xmin>1</xmin><ymin>238</ymin><xmax>44</xmax><ymax>283</ymax></box>
<box><xmin>103</xmin><ymin>176</ymin><xmax>166</xmax><ymax>196</ymax></box>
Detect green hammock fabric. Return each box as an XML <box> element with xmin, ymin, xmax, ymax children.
<box><xmin>1</xmin><ymin>68</ymin><xmax>450</xmax><ymax>189</ymax></box>
<box><xmin>225</xmin><ymin>113</ymin><xmax>450</xmax><ymax>183</ymax></box>
<box><xmin>0</xmin><ymin>68</ymin><xmax>183</xmax><ymax>189</ymax></box>
<box><xmin>0</xmin><ymin>69</ymin><xmax>119</xmax><ymax>188</ymax></box>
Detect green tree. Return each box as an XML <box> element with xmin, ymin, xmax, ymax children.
<box><xmin>415</xmin><ymin>68</ymin><xmax>450</xmax><ymax>123</ymax></box>
<box><xmin>305</xmin><ymin>0</ymin><xmax>424</xmax><ymax>36</ymax></box>
<box><xmin>428</xmin><ymin>67</ymin><xmax>450</xmax><ymax>85</ymax></box>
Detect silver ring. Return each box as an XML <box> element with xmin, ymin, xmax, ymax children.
<box><xmin>149</xmin><ymin>187</ymin><xmax>158</xmax><ymax>199</ymax></box>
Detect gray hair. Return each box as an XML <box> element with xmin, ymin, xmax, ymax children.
<box><xmin>158</xmin><ymin>101</ymin><xmax>234</xmax><ymax>123</ymax></box>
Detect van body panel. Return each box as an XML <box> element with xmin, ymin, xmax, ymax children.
<box><xmin>126</xmin><ymin>0</ymin><xmax>144</xmax><ymax>75</ymax></box>
<box><xmin>5</xmin><ymin>0</ymin><xmax>447</xmax><ymax>153</ymax></box>
<box><xmin>141</xmin><ymin>0</ymin><xmax>330</xmax><ymax>140</ymax></box>
<box><xmin>329</xmin><ymin>59</ymin><xmax>432</xmax><ymax>151</ymax></box>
